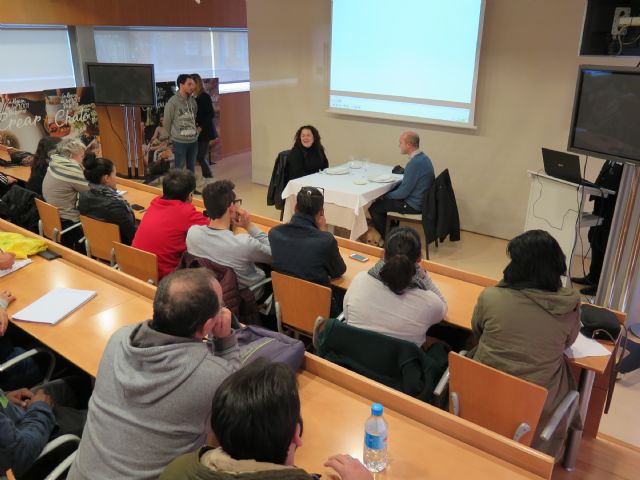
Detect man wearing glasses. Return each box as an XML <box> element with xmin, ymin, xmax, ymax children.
<box><xmin>269</xmin><ymin>186</ymin><xmax>346</xmax><ymax>316</ymax></box>
<box><xmin>186</xmin><ymin>180</ymin><xmax>272</xmax><ymax>300</ymax></box>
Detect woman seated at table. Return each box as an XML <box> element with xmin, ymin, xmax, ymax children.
<box><xmin>287</xmin><ymin>125</ymin><xmax>329</xmax><ymax>180</ymax></box>
<box><xmin>26</xmin><ymin>136</ymin><xmax>62</xmax><ymax>196</ymax></box>
<box><xmin>343</xmin><ymin>226</ymin><xmax>447</xmax><ymax>347</ymax></box>
<box><xmin>78</xmin><ymin>155</ymin><xmax>137</xmax><ymax>245</ymax></box>
<box><xmin>470</xmin><ymin>229</ymin><xmax>580</xmax><ymax>456</ymax></box>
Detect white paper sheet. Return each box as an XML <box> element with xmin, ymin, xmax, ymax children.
<box><xmin>0</xmin><ymin>258</ymin><xmax>32</xmax><ymax>278</ymax></box>
<box><xmin>12</xmin><ymin>288</ymin><xmax>97</xmax><ymax>325</ymax></box>
<box><xmin>564</xmin><ymin>333</ymin><xmax>612</xmax><ymax>359</ymax></box>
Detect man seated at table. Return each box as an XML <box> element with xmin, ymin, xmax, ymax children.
<box><xmin>161</xmin><ymin>358</ymin><xmax>373</xmax><ymax>480</ymax></box>
<box><xmin>1</xmin><ymin>379</ymin><xmax>88</xmax><ymax>478</ymax></box>
<box><xmin>132</xmin><ymin>169</ymin><xmax>208</xmax><ymax>279</ymax></box>
<box><xmin>368</xmin><ymin>131</ymin><xmax>435</xmax><ymax>239</ymax></box>
<box><xmin>268</xmin><ymin>186</ymin><xmax>346</xmax><ymax>316</ymax></box>
<box><xmin>186</xmin><ymin>180</ymin><xmax>272</xmax><ymax>300</ymax></box>
<box><xmin>68</xmin><ymin>269</ymin><xmax>240</xmax><ymax>480</ymax></box>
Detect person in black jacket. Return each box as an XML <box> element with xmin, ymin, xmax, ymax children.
<box><xmin>26</xmin><ymin>136</ymin><xmax>61</xmax><ymax>196</ymax></box>
<box><xmin>269</xmin><ymin>186</ymin><xmax>346</xmax><ymax>316</ymax></box>
<box><xmin>287</xmin><ymin>125</ymin><xmax>329</xmax><ymax>180</ymax></box>
<box><xmin>78</xmin><ymin>155</ymin><xmax>137</xmax><ymax>245</ymax></box>
<box><xmin>192</xmin><ymin>73</ymin><xmax>217</xmax><ymax>180</ymax></box>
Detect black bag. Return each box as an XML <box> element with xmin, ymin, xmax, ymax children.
<box><xmin>580</xmin><ymin>304</ymin><xmax>620</xmax><ymax>340</ymax></box>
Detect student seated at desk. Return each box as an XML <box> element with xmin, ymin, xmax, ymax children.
<box><xmin>186</xmin><ymin>180</ymin><xmax>272</xmax><ymax>300</ymax></box>
<box><xmin>0</xmin><ymin>268</ymin><xmax>42</xmax><ymax>391</ymax></box>
<box><xmin>78</xmin><ymin>155</ymin><xmax>137</xmax><ymax>245</ymax></box>
<box><xmin>26</xmin><ymin>136</ymin><xmax>61</xmax><ymax>197</ymax></box>
<box><xmin>161</xmin><ymin>358</ymin><xmax>372</xmax><ymax>480</ymax></box>
<box><xmin>470</xmin><ymin>229</ymin><xmax>580</xmax><ymax>456</ymax></box>
<box><xmin>132</xmin><ymin>169</ymin><xmax>208</xmax><ymax>279</ymax></box>
<box><xmin>42</xmin><ymin>138</ymin><xmax>90</xmax><ymax>250</ymax></box>
<box><xmin>344</xmin><ymin>227</ymin><xmax>447</xmax><ymax>347</ymax></box>
<box><xmin>269</xmin><ymin>186</ymin><xmax>346</xmax><ymax>316</ymax></box>
<box><xmin>68</xmin><ymin>268</ymin><xmax>240</xmax><ymax>480</ymax></box>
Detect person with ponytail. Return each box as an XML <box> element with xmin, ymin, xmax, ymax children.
<box><xmin>78</xmin><ymin>155</ymin><xmax>137</xmax><ymax>245</ymax></box>
<box><xmin>343</xmin><ymin>226</ymin><xmax>447</xmax><ymax>346</ymax></box>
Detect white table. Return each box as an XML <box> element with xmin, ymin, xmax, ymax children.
<box><xmin>281</xmin><ymin>163</ymin><xmax>402</xmax><ymax>240</ymax></box>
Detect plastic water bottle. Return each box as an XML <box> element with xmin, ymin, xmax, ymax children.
<box><xmin>363</xmin><ymin>402</ymin><xmax>388</xmax><ymax>472</ymax></box>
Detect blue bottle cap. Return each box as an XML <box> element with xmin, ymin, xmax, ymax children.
<box><xmin>371</xmin><ymin>403</ymin><xmax>383</xmax><ymax>416</ymax></box>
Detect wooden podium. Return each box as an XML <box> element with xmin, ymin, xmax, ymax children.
<box><xmin>524</xmin><ymin>171</ymin><xmax>615</xmax><ymax>284</ymax></box>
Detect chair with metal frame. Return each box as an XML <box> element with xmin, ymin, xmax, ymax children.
<box><xmin>79</xmin><ymin>215</ymin><xmax>120</xmax><ymax>266</ymax></box>
<box><xmin>113</xmin><ymin>242</ymin><xmax>158</xmax><ymax>285</ymax></box>
<box><xmin>34</xmin><ymin>199</ymin><xmax>82</xmax><ymax>244</ymax></box>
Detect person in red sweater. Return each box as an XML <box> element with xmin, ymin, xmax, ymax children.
<box><xmin>132</xmin><ymin>169</ymin><xmax>208</xmax><ymax>279</ymax></box>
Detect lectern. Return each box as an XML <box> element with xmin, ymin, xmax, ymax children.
<box><xmin>524</xmin><ymin>171</ymin><xmax>615</xmax><ymax>285</ymax></box>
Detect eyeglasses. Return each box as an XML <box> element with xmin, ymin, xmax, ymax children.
<box><xmin>232</xmin><ymin>198</ymin><xmax>243</xmax><ymax>206</ymax></box>
<box><xmin>301</xmin><ymin>186</ymin><xmax>324</xmax><ymax>198</ymax></box>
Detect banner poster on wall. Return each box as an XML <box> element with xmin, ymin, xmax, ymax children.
<box><xmin>0</xmin><ymin>87</ymin><xmax>101</xmax><ymax>165</ymax></box>
<box><xmin>140</xmin><ymin>78</ymin><xmax>220</xmax><ymax>177</ymax></box>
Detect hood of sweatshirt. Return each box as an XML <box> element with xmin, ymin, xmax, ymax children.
<box><xmin>112</xmin><ymin>321</ymin><xmax>209</xmax><ymax>405</ymax></box>
<box><xmin>519</xmin><ymin>287</ymin><xmax>580</xmax><ymax>317</ymax></box>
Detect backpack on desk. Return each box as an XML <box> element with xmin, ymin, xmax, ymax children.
<box><xmin>236</xmin><ymin>325</ymin><xmax>305</xmax><ymax>371</ymax></box>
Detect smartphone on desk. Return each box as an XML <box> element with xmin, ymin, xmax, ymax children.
<box><xmin>349</xmin><ymin>253</ymin><xmax>369</xmax><ymax>262</ymax></box>
<box><xmin>131</xmin><ymin>204</ymin><xmax>145</xmax><ymax>211</ymax></box>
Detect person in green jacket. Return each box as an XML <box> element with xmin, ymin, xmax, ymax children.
<box><xmin>161</xmin><ymin>359</ymin><xmax>372</xmax><ymax>480</ymax></box>
<box><xmin>470</xmin><ymin>229</ymin><xmax>581</xmax><ymax>457</ymax></box>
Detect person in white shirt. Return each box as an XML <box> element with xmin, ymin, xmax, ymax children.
<box><xmin>186</xmin><ymin>180</ymin><xmax>272</xmax><ymax>299</ymax></box>
<box><xmin>344</xmin><ymin>226</ymin><xmax>447</xmax><ymax>347</ymax></box>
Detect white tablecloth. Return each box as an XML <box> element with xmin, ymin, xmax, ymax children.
<box><xmin>281</xmin><ymin>163</ymin><xmax>402</xmax><ymax>240</ymax></box>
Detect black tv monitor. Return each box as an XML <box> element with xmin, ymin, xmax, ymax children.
<box><xmin>568</xmin><ymin>65</ymin><xmax>640</xmax><ymax>165</ymax></box>
<box><xmin>86</xmin><ymin>63</ymin><xmax>156</xmax><ymax>107</ymax></box>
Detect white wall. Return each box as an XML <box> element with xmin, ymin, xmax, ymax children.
<box><xmin>246</xmin><ymin>0</ymin><xmax>636</xmax><ymax>239</ymax></box>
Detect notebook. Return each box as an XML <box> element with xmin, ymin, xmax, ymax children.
<box><xmin>0</xmin><ymin>258</ymin><xmax>32</xmax><ymax>278</ymax></box>
<box><xmin>12</xmin><ymin>288</ymin><xmax>97</xmax><ymax>325</ymax></box>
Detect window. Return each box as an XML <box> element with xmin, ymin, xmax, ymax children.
<box><xmin>94</xmin><ymin>27</ymin><xmax>249</xmax><ymax>91</ymax></box>
<box><xmin>0</xmin><ymin>25</ymin><xmax>75</xmax><ymax>93</ymax></box>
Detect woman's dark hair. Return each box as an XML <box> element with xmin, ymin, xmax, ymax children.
<box><xmin>380</xmin><ymin>226</ymin><xmax>421</xmax><ymax>295</ymax></box>
<box><xmin>293</xmin><ymin>125</ymin><xmax>325</xmax><ymax>154</ymax></box>
<box><xmin>31</xmin><ymin>136</ymin><xmax>62</xmax><ymax>172</ymax></box>
<box><xmin>503</xmin><ymin>229</ymin><xmax>566</xmax><ymax>291</ymax></box>
<box><xmin>211</xmin><ymin>358</ymin><xmax>300</xmax><ymax>465</ymax></box>
<box><xmin>83</xmin><ymin>154</ymin><xmax>114</xmax><ymax>184</ymax></box>
<box><xmin>162</xmin><ymin>169</ymin><xmax>196</xmax><ymax>201</ymax></box>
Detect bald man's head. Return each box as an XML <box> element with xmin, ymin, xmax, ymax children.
<box><xmin>399</xmin><ymin>131</ymin><xmax>420</xmax><ymax>155</ymax></box>
<box><xmin>151</xmin><ymin>268</ymin><xmax>221</xmax><ymax>338</ymax></box>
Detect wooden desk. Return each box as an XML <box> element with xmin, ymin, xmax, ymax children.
<box><xmin>0</xmin><ymin>164</ymin><xmax>30</xmax><ymax>182</ymax></box>
<box><xmin>0</xmin><ymin>219</ymin><xmax>553</xmax><ymax>480</ymax></box>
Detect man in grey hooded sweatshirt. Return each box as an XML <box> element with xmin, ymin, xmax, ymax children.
<box><xmin>68</xmin><ymin>268</ymin><xmax>240</xmax><ymax>480</ymax></box>
<box><xmin>164</xmin><ymin>73</ymin><xmax>199</xmax><ymax>172</ymax></box>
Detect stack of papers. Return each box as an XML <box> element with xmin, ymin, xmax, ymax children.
<box><xmin>564</xmin><ymin>333</ymin><xmax>612</xmax><ymax>359</ymax></box>
<box><xmin>0</xmin><ymin>258</ymin><xmax>32</xmax><ymax>278</ymax></box>
<box><xmin>12</xmin><ymin>288</ymin><xmax>97</xmax><ymax>325</ymax></box>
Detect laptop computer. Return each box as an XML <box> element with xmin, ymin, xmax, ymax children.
<box><xmin>541</xmin><ymin>148</ymin><xmax>597</xmax><ymax>187</ymax></box>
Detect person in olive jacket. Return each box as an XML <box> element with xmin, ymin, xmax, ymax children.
<box><xmin>78</xmin><ymin>154</ymin><xmax>137</xmax><ymax>245</ymax></box>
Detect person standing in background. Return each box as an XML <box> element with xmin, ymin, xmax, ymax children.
<box><xmin>192</xmin><ymin>74</ymin><xmax>217</xmax><ymax>182</ymax></box>
<box><xmin>164</xmin><ymin>74</ymin><xmax>198</xmax><ymax>172</ymax></box>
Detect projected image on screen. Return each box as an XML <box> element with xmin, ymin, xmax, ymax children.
<box><xmin>329</xmin><ymin>0</ymin><xmax>484</xmax><ymax>126</ymax></box>
<box><xmin>572</xmin><ymin>69</ymin><xmax>640</xmax><ymax>163</ymax></box>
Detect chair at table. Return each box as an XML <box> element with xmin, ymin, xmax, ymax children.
<box><xmin>271</xmin><ymin>271</ymin><xmax>331</xmax><ymax>338</ymax></box>
<box><xmin>6</xmin><ymin>434</ymin><xmax>81</xmax><ymax>480</ymax></box>
<box><xmin>384</xmin><ymin>188</ymin><xmax>430</xmax><ymax>260</ymax></box>
<box><xmin>447</xmin><ymin>352</ymin><xmax>579</xmax><ymax>447</ymax></box>
<box><xmin>313</xmin><ymin>317</ymin><xmax>449</xmax><ymax>404</ymax></box>
<box><xmin>79</xmin><ymin>215</ymin><xmax>120</xmax><ymax>266</ymax></box>
<box><xmin>113</xmin><ymin>242</ymin><xmax>158</xmax><ymax>285</ymax></box>
<box><xmin>34</xmin><ymin>198</ymin><xmax>82</xmax><ymax>243</ymax></box>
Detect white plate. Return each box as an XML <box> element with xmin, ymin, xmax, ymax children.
<box><xmin>324</xmin><ymin>166</ymin><xmax>349</xmax><ymax>175</ymax></box>
<box><xmin>368</xmin><ymin>174</ymin><xmax>395</xmax><ymax>183</ymax></box>
<box><xmin>353</xmin><ymin>178</ymin><xmax>368</xmax><ymax>185</ymax></box>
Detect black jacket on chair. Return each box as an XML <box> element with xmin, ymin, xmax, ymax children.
<box><xmin>423</xmin><ymin>169</ymin><xmax>460</xmax><ymax>245</ymax></box>
<box><xmin>266</xmin><ymin>150</ymin><xmax>290</xmax><ymax>210</ymax></box>
<box><xmin>1</xmin><ymin>186</ymin><xmax>41</xmax><ymax>233</ymax></box>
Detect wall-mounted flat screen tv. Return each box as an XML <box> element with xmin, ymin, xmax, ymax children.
<box><xmin>86</xmin><ymin>62</ymin><xmax>156</xmax><ymax>107</ymax></box>
<box><xmin>568</xmin><ymin>65</ymin><xmax>640</xmax><ymax>165</ymax></box>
